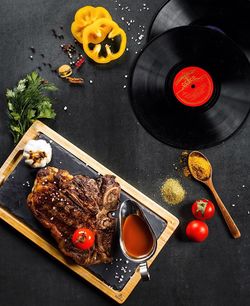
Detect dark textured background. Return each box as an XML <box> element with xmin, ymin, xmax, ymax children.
<box><xmin>0</xmin><ymin>0</ymin><xmax>250</xmax><ymax>305</ymax></box>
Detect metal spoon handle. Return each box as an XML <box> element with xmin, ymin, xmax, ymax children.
<box><xmin>207</xmin><ymin>181</ymin><xmax>241</xmax><ymax>239</ymax></box>
<box><xmin>139</xmin><ymin>262</ymin><xmax>150</xmax><ymax>281</ymax></box>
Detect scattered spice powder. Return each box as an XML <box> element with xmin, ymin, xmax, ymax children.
<box><xmin>161</xmin><ymin>178</ymin><xmax>186</xmax><ymax>205</ymax></box>
<box><xmin>188</xmin><ymin>153</ymin><xmax>211</xmax><ymax>181</ymax></box>
<box><xmin>180</xmin><ymin>151</ymin><xmax>191</xmax><ymax>177</ymax></box>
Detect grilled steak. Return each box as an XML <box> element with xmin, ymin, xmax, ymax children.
<box><xmin>27</xmin><ymin>167</ymin><xmax>121</xmax><ymax>266</ymax></box>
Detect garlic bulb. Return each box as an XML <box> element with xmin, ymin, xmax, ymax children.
<box><xmin>23</xmin><ymin>139</ymin><xmax>52</xmax><ymax>168</ymax></box>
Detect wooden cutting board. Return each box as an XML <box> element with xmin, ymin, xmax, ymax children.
<box><xmin>0</xmin><ymin>120</ymin><xmax>179</xmax><ymax>303</ymax></box>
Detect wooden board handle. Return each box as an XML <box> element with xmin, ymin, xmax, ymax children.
<box><xmin>208</xmin><ymin>181</ymin><xmax>241</xmax><ymax>239</ymax></box>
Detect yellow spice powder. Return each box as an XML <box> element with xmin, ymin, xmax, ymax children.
<box><xmin>161</xmin><ymin>178</ymin><xmax>186</xmax><ymax>205</ymax></box>
<box><xmin>189</xmin><ymin>154</ymin><xmax>211</xmax><ymax>180</ymax></box>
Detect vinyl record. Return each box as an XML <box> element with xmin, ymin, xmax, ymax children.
<box><xmin>130</xmin><ymin>26</ymin><xmax>250</xmax><ymax>149</ymax></box>
<box><xmin>148</xmin><ymin>0</ymin><xmax>250</xmax><ymax>61</ymax></box>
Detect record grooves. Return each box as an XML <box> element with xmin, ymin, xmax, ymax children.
<box><xmin>130</xmin><ymin>26</ymin><xmax>250</xmax><ymax>149</ymax></box>
<box><xmin>148</xmin><ymin>0</ymin><xmax>250</xmax><ymax>61</ymax></box>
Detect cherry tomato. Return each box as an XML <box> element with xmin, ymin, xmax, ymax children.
<box><xmin>192</xmin><ymin>199</ymin><xmax>215</xmax><ymax>221</ymax></box>
<box><xmin>186</xmin><ymin>220</ymin><xmax>209</xmax><ymax>242</ymax></box>
<box><xmin>72</xmin><ymin>228</ymin><xmax>95</xmax><ymax>250</ymax></box>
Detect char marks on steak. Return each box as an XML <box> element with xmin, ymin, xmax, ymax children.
<box><xmin>27</xmin><ymin>167</ymin><xmax>121</xmax><ymax>266</ymax></box>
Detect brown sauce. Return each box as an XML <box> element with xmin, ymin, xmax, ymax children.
<box><xmin>122</xmin><ymin>214</ymin><xmax>153</xmax><ymax>258</ymax></box>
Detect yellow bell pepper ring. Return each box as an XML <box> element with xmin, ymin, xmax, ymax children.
<box><xmin>71</xmin><ymin>6</ymin><xmax>112</xmax><ymax>43</ymax></box>
<box><xmin>71</xmin><ymin>21</ymin><xmax>85</xmax><ymax>43</ymax></box>
<box><xmin>82</xmin><ymin>18</ymin><xmax>127</xmax><ymax>64</ymax></box>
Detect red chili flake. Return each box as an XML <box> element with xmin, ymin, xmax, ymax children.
<box><xmin>75</xmin><ymin>57</ymin><xmax>85</xmax><ymax>68</ymax></box>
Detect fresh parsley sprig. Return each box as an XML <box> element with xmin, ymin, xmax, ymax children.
<box><xmin>6</xmin><ymin>71</ymin><xmax>58</xmax><ymax>143</ymax></box>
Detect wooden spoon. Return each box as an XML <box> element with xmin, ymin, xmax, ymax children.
<box><xmin>188</xmin><ymin>151</ymin><xmax>241</xmax><ymax>239</ymax></box>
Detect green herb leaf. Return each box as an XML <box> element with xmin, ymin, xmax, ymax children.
<box><xmin>37</xmin><ymin>102</ymin><xmax>56</xmax><ymax>119</ymax></box>
<box><xmin>42</xmin><ymin>83</ymin><xmax>58</xmax><ymax>91</ymax></box>
<box><xmin>10</xmin><ymin>112</ymin><xmax>21</xmax><ymax>121</ymax></box>
<box><xmin>6</xmin><ymin>89</ymin><xmax>15</xmax><ymax>99</ymax></box>
<box><xmin>6</xmin><ymin>71</ymin><xmax>58</xmax><ymax>143</ymax></box>
<box><xmin>27</xmin><ymin>109</ymin><xmax>36</xmax><ymax>121</ymax></box>
<box><xmin>8</xmin><ymin>102</ymin><xmax>14</xmax><ymax>111</ymax></box>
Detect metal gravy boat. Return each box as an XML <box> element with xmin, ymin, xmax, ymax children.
<box><xmin>118</xmin><ymin>199</ymin><xmax>157</xmax><ymax>280</ymax></box>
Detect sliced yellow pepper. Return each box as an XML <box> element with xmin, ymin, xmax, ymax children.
<box><xmin>71</xmin><ymin>6</ymin><xmax>112</xmax><ymax>43</ymax></box>
<box><xmin>82</xmin><ymin>18</ymin><xmax>127</xmax><ymax>64</ymax></box>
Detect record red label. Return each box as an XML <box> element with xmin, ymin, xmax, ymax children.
<box><xmin>173</xmin><ymin>66</ymin><xmax>214</xmax><ymax>107</ymax></box>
